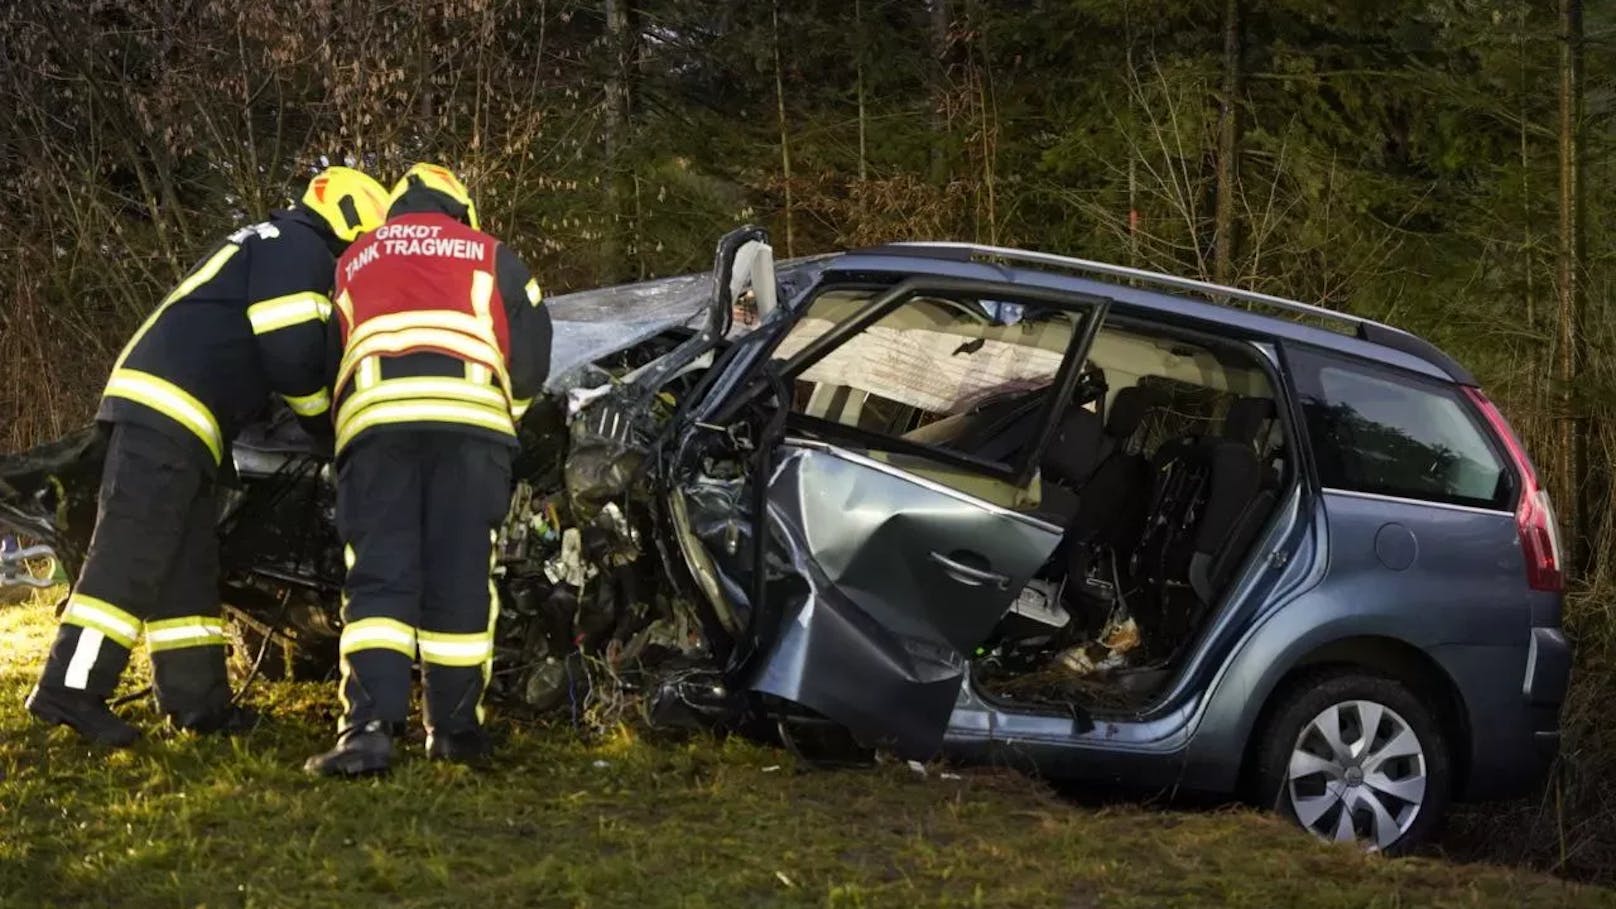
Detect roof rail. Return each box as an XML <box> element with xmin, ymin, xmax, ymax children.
<box><xmin>860</xmin><ymin>241</ymin><xmax>1477</xmax><ymax>385</ymax></box>
<box><xmin>878</xmin><ymin>241</ymin><xmax>1370</xmax><ymax>331</ymax></box>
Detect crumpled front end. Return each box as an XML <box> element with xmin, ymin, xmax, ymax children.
<box><xmin>0</xmin><ymin>424</ymin><xmax>107</xmax><ymax>589</ymax></box>
<box><xmin>491</xmin><ymin>227</ymin><xmax>790</xmax><ymax>724</ymax></box>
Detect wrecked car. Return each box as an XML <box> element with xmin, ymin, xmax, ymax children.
<box><xmin>0</xmin><ymin>227</ymin><xmax>1571</xmax><ymax>854</ymax></box>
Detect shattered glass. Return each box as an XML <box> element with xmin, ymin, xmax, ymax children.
<box><xmin>544</xmin><ymin>253</ymin><xmax>835</xmax><ymax>393</ymax></box>
<box><xmin>545</xmin><ymin>273</ymin><xmax>712</xmax><ymax>392</ymax></box>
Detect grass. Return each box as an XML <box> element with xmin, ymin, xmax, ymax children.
<box><xmin>1</xmin><ymin>597</ymin><xmax>1611</xmax><ymax>909</ymax></box>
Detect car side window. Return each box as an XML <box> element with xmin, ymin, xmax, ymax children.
<box><xmin>1294</xmin><ymin>351</ymin><xmax>1509</xmax><ymax>510</ymax></box>
<box><xmin>771</xmin><ymin>290</ymin><xmax>1075</xmax><ymax>456</ymax></box>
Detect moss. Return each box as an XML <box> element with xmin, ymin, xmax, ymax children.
<box><xmin>0</xmin><ymin>600</ymin><xmax>1608</xmax><ymax>908</ymax></box>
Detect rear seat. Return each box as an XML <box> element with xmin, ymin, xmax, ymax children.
<box><xmin>1135</xmin><ymin>395</ymin><xmax>1276</xmax><ymax>605</ymax></box>
<box><xmin>1186</xmin><ymin>397</ymin><xmax>1276</xmax><ymax>602</ymax></box>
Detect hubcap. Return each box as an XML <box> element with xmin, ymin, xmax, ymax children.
<box><xmin>1285</xmin><ymin>699</ymin><xmax>1427</xmax><ymax>851</ymax></box>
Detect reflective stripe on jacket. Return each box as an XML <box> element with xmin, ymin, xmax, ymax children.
<box><xmin>97</xmin><ymin>210</ymin><xmax>339</xmax><ymax>465</ymax></box>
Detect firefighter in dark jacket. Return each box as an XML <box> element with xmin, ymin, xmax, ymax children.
<box><xmin>304</xmin><ymin>163</ymin><xmax>551</xmax><ymax>776</ymax></box>
<box><xmin>26</xmin><ymin>167</ymin><xmax>390</xmax><ymax>746</ymax></box>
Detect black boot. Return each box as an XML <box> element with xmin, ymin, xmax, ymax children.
<box><xmin>304</xmin><ymin>720</ymin><xmax>394</xmax><ymax>777</ymax></box>
<box><xmin>425</xmin><ymin>727</ymin><xmax>492</xmax><ymax>768</ymax></box>
<box><xmin>171</xmin><ymin>704</ymin><xmax>263</xmax><ymax>736</ymax></box>
<box><xmin>25</xmin><ymin>685</ymin><xmax>140</xmax><ymax>747</ymax></box>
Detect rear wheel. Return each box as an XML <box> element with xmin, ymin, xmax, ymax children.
<box><xmin>1251</xmin><ymin>671</ymin><xmax>1451</xmax><ymax>854</ymax></box>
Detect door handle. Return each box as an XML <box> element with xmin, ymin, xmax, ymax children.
<box><xmin>929</xmin><ymin>551</ymin><xmax>1011</xmax><ymax>590</ymax></box>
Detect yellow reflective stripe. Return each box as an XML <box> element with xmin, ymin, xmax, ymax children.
<box><xmin>512</xmin><ymin>397</ymin><xmax>533</xmax><ymax>420</ymax></box>
<box><xmin>335</xmin><ymin>377</ymin><xmax>510</xmax><ymax>438</ymax></box>
<box><xmin>356</xmin><ymin>356</ymin><xmax>381</xmax><ymax>391</ymax></box>
<box><xmin>248</xmin><ymin>292</ymin><xmax>332</xmax><ymax>334</ymax></box>
<box><xmin>334</xmin><ymin>289</ymin><xmax>354</xmax><ymax>327</ymax></box>
<box><xmin>347</xmin><ymin>310</ymin><xmax>501</xmax><ymax>351</ymax></box>
<box><xmin>145</xmin><ymin>616</ymin><xmax>225</xmax><ymax>633</ymax></box>
<box><xmin>466</xmin><ymin>362</ymin><xmax>492</xmax><ymax>385</ymax></box>
<box><xmin>336</xmin><ymin>399</ymin><xmax>515</xmax><ymax>453</ymax></box>
<box><xmin>282</xmin><ymin>388</ymin><xmax>331</xmax><ymax>417</ymax></box>
<box><xmin>113</xmin><ymin>244</ymin><xmax>242</xmax><ymax>373</ymax></box>
<box><xmin>103</xmin><ymin>368</ymin><xmax>223</xmax><ymax>463</ymax></box>
<box><xmin>337</xmin><ymin>328</ymin><xmax>509</xmax><ymax>397</ymax></box>
<box><xmin>340</xmin><ymin>617</ymin><xmax>417</xmax><ymax>658</ymax></box>
<box><xmin>347</xmin><ymin>326</ymin><xmax>502</xmax><ymax>364</ymax></box>
<box><xmin>470</xmin><ymin>271</ymin><xmax>495</xmax><ymax>324</ymax></box>
<box><xmin>145</xmin><ymin>616</ymin><xmax>226</xmax><ymax>652</ymax></box>
<box><xmin>61</xmin><ymin>594</ymin><xmax>141</xmax><ymax>649</ymax></box>
<box><xmin>523</xmin><ymin>278</ymin><xmax>542</xmax><ymax>307</ymax></box>
<box><xmin>417</xmin><ymin>630</ymin><xmax>493</xmax><ymax>667</ymax></box>
<box><xmin>341</xmin><ymin>376</ymin><xmax>508</xmax><ymax>410</ymax></box>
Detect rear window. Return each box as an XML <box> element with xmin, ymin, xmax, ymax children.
<box><xmin>1299</xmin><ymin>361</ymin><xmax>1510</xmax><ymax>510</ymax></box>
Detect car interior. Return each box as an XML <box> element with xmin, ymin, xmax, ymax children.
<box><xmin>774</xmin><ymin>288</ymin><xmax>1291</xmax><ymax>714</ymax></box>
<box><xmin>969</xmin><ymin>324</ymin><xmax>1288</xmax><ymax>713</ymax></box>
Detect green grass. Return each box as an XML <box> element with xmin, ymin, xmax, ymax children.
<box><xmin>0</xmin><ymin>598</ymin><xmax>1609</xmax><ymax>909</ymax></box>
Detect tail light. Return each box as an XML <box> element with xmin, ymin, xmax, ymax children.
<box><xmin>1463</xmin><ymin>387</ymin><xmax>1564</xmax><ymax>593</ymax></box>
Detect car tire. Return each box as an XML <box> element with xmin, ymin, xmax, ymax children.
<box><xmin>1251</xmin><ymin>671</ymin><xmax>1452</xmax><ymax>855</ymax></box>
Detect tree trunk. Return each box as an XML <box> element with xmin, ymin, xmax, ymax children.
<box><xmin>1213</xmin><ymin>0</ymin><xmax>1242</xmax><ymax>284</ymax></box>
<box><xmin>1556</xmin><ymin>0</ymin><xmax>1586</xmax><ymax>573</ymax></box>
<box><xmin>1520</xmin><ymin>9</ymin><xmax>1533</xmax><ymax>331</ymax></box>
<box><xmin>1126</xmin><ymin>0</ymin><xmax>1139</xmax><ymax>266</ymax></box>
<box><xmin>855</xmin><ymin>0</ymin><xmax>868</xmax><ymax>183</ymax></box>
<box><xmin>974</xmin><ymin>36</ymin><xmax>998</xmax><ymax>245</ymax></box>
<box><xmin>602</xmin><ymin>0</ymin><xmax>634</xmax><ymax>282</ymax></box>
<box><xmin>773</xmin><ymin>0</ymin><xmax>795</xmax><ymax>257</ymax></box>
<box><xmin>928</xmin><ymin>0</ymin><xmax>950</xmax><ymax>184</ymax></box>
<box><xmin>417</xmin><ymin>0</ymin><xmax>435</xmax><ymax>128</ymax></box>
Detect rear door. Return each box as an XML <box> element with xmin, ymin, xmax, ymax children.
<box><xmin>696</xmin><ymin>278</ymin><xmax>1109</xmax><ymax>757</ymax></box>
<box><xmin>1287</xmin><ymin>345</ymin><xmax>1533</xmax><ymax>649</ymax></box>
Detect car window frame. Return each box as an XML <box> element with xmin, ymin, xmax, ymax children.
<box><xmin>1285</xmin><ymin>343</ymin><xmax>1517</xmax><ymax>512</ymax></box>
<box><xmin>711</xmin><ymin>275</ymin><xmax>1112</xmax><ymax>486</ymax></box>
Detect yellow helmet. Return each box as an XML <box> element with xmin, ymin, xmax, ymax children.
<box><xmin>390</xmin><ymin>162</ymin><xmax>479</xmax><ymax>230</ymax></box>
<box><xmin>301</xmin><ymin>166</ymin><xmax>388</xmax><ymax>243</ymax></box>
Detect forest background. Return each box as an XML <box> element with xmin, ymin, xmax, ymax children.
<box><xmin>1</xmin><ymin>0</ymin><xmax>1611</xmax><ymax>880</ymax></box>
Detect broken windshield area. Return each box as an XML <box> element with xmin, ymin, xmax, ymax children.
<box><xmin>765</xmin><ymin>288</ymin><xmax>1088</xmax><ymax>506</ymax></box>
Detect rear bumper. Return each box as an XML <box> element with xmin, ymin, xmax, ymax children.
<box><xmin>1435</xmin><ymin>627</ymin><xmax>1570</xmax><ymax>801</ymax></box>
<box><xmin>1524</xmin><ymin>627</ymin><xmax>1572</xmax><ymax>706</ymax></box>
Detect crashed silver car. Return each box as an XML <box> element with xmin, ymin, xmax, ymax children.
<box><xmin>4</xmin><ymin>226</ymin><xmax>1569</xmax><ymax>854</ymax></box>
<box><xmin>0</xmin><ymin>226</ymin><xmax>1155</xmax><ymax>755</ymax></box>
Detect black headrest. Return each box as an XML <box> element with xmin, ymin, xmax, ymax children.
<box><xmin>1222</xmin><ymin>396</ymin><xmax>1276</xmax><ymax>446</ymax></box>
<box><xmin>1105</xmin><ymin>386</ymin><xmax>1167</xmax><ymax>439</ymax></box>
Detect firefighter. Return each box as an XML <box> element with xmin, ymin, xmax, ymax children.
<box><xmin>25</xmin><ymin>167</ymin><xmax>390</xmax><ymax>746</ymax></box>
<box><xmin>304</xmin><ymin>163</ymin><xmax>551</xmax><ymax>776</ymax></box>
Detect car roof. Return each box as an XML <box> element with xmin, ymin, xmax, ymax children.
<box><xmin>821</xmin><ymin>243</ymin><xmax>1473</xmax><ymax>385</ymax></box>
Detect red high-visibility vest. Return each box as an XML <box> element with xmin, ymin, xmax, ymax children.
<box><xmin>331</xmin><ymin>212</ymin><xmax>519</xmax><ymax>453</ymax></box>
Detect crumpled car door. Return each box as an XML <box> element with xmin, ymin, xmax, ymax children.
<box><xmin>674</xmin><ymin>276</ymin><xmax>1109</xmax><ymax>758</ymax></box>
<box><xmin>747</xmin><ymin>440</ymin><xmax>1065</xmax><ymax>757</ymax></box>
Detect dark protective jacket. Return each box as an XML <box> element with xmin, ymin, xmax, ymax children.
<box><xmin>329</xmin><ymin>195</ymin><xmax>550</xmax><ymax>456</ymax></box>
<box><xmin>97</xmin><ymin>208</ymin><xmax>339</xmax><ymax>467</ymax></box>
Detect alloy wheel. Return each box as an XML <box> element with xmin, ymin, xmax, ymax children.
<box><xmin>1285</xmin><ymin>699</ymin><xmax>1428</xmax><ymax>851</ymax></box>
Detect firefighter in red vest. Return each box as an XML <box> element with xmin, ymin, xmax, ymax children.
<box><xmin>304</xmin><ymin>163</ymin><xmax>551</xmax><ymax>776</ymax></box>
<box><xmin>27</xmin><ymin>167</ymin><xmax>390</xmax><ymax>745</ymax></box>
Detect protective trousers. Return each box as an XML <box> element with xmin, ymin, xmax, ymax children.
<box><xmin>35</xmin><ymin>422</ymin><xmax>230</xmax><ymax>724</ymax></box>
<box><xmin>335</xmin><ymin>430</ymin><xmax>512</xmax><ymax>736</ymax></box>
